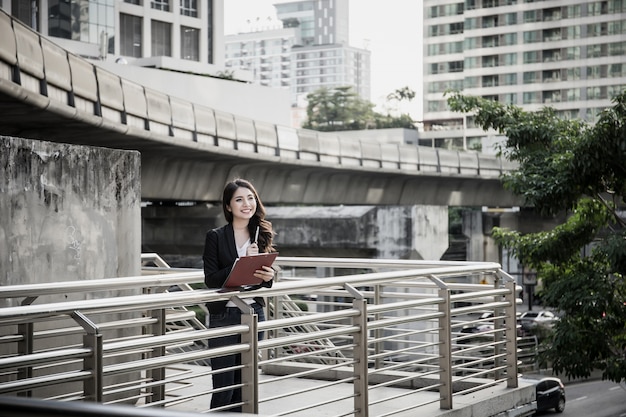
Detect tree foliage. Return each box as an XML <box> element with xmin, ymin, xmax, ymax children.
<box><xmin>302</xmin><ymin>86</ymin><xmax>416</xmax><ymax>131</ymax></box>
<box><xmin>447</xmin><ymin>90</ymin><xmax>626</xmax><ymax>383</ymax></box>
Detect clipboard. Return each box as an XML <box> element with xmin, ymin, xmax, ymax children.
<box><xmin>221</xmin><ymin>252</ymin><xmax>279</xmax><ymax>289</ymax></box>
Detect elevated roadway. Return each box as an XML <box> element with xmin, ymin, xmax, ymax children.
<box><xmin>0</xmin><ymin>10</ymin><xmax>521</xmax><ymax>206</ymax></box>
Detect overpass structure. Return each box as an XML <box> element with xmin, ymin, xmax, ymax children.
<box><xmin>0</xmin><ymin>10</ymin><xmax>521</xmax><ymax>207</ymax></box>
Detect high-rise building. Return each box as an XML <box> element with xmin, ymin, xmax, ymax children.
<box><xmin>2</xmin><ymin>0</ymin><xmax>225</xmax><ymax>67</ymax></box>
<box><xmin>422</xmin><ymin>0</ymin><xmax>626</xmax><ymax>152</ymax></box>
<box><xmin>224</xmin><ymin>0</ymin><xmax>370</xmax><ymax>127</ymax></box>
<box><xmin>0</xmin><ymin>0</ymin><xmax>295</xmax><ymax>126</ymax></box>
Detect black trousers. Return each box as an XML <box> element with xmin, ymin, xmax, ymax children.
<box><xmin>207</xmin><ymin>302</ymin><xmax>265</xmax><ymax>412</ymax></box>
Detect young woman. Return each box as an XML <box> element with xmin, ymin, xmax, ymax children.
<box><xmin>202</xmin><ymin>178</ymin><xmax>276</xmax><ymax>412</ymax></box>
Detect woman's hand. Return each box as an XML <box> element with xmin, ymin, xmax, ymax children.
<box><xmin>254</xmin><ymin>266</ymin><xmax>275</xmax><ymax>282</ymax></box>
<box><xmin>246</xmin><ymin>243</ymin><xmax>259</xmax><ymax>256</ymax></box>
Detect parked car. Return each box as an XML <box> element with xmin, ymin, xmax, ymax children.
<box><xmin>519</xmin><ymin>376</ymin><xmax>566</xmax><ymax>414</ymax></box>
<box><xmin>518</xmin><ymin>310</ymin><xmax>558</xmax><ymax>336</ymax></box>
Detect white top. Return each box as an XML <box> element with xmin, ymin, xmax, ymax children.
<box><xmin>226</xmin><ymin>238</ymin><xmax>255</xmax><ymax>307</ymax></box>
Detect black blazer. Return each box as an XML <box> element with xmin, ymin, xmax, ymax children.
<box><xmin>203</xmin><ymin>223</ymin><xmax>273</xmax><ymax>313</ymax></box>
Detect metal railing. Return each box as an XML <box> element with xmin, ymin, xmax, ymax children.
<box><xmin>0</xmin><ymin>255</ymin><xmax>519</xmax><ymax>416</ymax></box>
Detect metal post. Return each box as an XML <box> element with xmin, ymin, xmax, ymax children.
<box><xmin>493</xmin><ymin>276</ymin><xmax>503</xmax><ymax>381</ymax></box>
<box><xmin>438</xmin><ymin>287</ymin><xmax>453</xmax><ymax>410</ymax></box>
<box><xmin>504</xmin><ymin>280</ymin><xmax>519</xmax><ymax>388</ymax></box>
<box><xmin>148</xmin><ymin>308</ymin><xmax>167</xmax><ymax>403</ymax></box>
<box><xmin>346</xmin><ymin>284</ymin><xmax>368</xmax><ymax>417</ymax></box>
<box><xmin>17</xmin><ymin>297</ymin><xmax>36</xmax><ymax>397</ymax></box>
<box><xmin>71</xmin><ymin>312</ymin><xmax>102</xmax><ymax>402</ymax></box>
<box><xmin>231</xmin><ymin>296</ymin><xmax>258</xmax><ymax>415</ymax></box>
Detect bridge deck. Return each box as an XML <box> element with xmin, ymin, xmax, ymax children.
<box><xmin>0</xmin><ymin>9</ymin><xmax>520</xmax><ymax>206</ymax></box>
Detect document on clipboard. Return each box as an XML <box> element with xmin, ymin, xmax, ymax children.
<box><xmin>221</xmin><ymin>252</ymin><xmax>278</xmax><ymax>290</ymax></box>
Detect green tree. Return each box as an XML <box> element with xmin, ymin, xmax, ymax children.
<box><xmin>303</xmin><ymin>86</ymin><xmax>376</xmax><ymax>131</ymax></box>
<box><xmin>447</xmin><ymin>90</ymin><xmax>626</xmax><ymax>383</ymax></box>
<box><xmin>302</xmin><ymin>86</ymin><xmax>416</xmax><ymax>131</ymax></box>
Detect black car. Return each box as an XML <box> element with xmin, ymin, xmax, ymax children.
<box><xmin>520</xmin><ymin>376</ymin><xmax>566</xmax><ymax>414</ymax></box>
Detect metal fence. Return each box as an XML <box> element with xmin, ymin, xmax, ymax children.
<box><xmin>0</xmin><ymin>255</ymin><xmax>520</xmax><ymax>416</ymax></box>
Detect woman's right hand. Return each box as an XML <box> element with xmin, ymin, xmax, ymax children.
<box><xmin>246</xmin><ymin>243</ymin><xmax>259</xmax><ymax>256</ymax></box>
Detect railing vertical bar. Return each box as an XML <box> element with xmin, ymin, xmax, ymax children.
<box><xmin>71</xmin><ymin>311</ymin><xmax>102</xmax><ymax>402</ymax></box>
<box><xmin>493</xmin><ymin>276</ymin><xmax>504</xmax><ymax>381</ymax></box>
<box><xmin>147</xmin><ymin>308</ymin><xmax>166</xmax><ymax>403</ymax></box>
<box><xmin>438</xmin><ymin>288</ymin><xmax>453</xmax><ymax>410</ymax></box>
<box><xmin>504</xmin><ymin>279</ymin><xmax>519</xmax><ymax>388</ymax></box>
<box><xmin>348</xmin><ymin>284</ymin><xmax>369</xmax><ymax>417</ymax></box>
<box><xmin>234</xmin><ymin>297</ymin><xmax>258</xmax><ymax>415</ymax></box>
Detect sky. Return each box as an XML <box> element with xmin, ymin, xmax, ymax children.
<box><xmin>223</xmin><ymin>0</ymin><xmax>424</xmax><ymax>120</ymax></box>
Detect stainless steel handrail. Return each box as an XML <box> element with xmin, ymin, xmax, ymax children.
<box><xmin>0</xmin><ymin>256</ymin><xmax>520</xmax><ymax>416</ymax></box>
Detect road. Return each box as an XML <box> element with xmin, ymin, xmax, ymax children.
<box><xmin>547</xmin><ymin>379</ymin><xmax>626</xmax><ymax>417</ymax></box>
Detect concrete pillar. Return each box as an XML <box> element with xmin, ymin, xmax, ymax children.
<box><xmin>0</xmin><ymin>135</ymin><xmax>141</xmax><ymax>399</ymax></box>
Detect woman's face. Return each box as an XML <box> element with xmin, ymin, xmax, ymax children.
<box><xmin>227</xmin><ymin>186</ymin><xmax>257</xmax><ymax>222</ymax></box>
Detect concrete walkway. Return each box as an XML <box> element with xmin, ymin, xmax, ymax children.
<box><xmin>161</xmin><ymin>364</ymin><xmax>535</xmax><ymax>416</ymax></box>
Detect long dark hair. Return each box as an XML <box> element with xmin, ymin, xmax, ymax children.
<box><xmin>222</xmin><ymin>178</ymin><xmax>275</xmax><ymax>252</ymax></box>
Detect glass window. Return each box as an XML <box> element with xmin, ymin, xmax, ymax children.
<box><xmin>503</xmin><ymin>73</ymin><xmax>517</xmax><ymax>85</ymax></box>
<box><xmin>151</xmin><ymin>0</ymin><xmax>170</xmax><ymax>11</ymax></box>
<box><xmin>120</xmin><ymin>13</ymin><xmax>142</xmax><ymax>57</ymax></box>
<box><xmin>180</xmin><ymin>0</ymin><xmax>198</xmax><ymax>17</ymax></box>
<box><xmin>504</xmin><ymin>13</ymin><xmax>517</xmax><ymax>25</ymax></box>
<box><xmin>124</xmin><ymin>0</ymin><xmax>141</xmax><ymax>4</ymax></box>
<box><xmin>502</xmin><ymin>93</ymin><xmax>516</xmax><ymax>104</ymax></box>
<box><xmin>523</xmin><ymin>71</ymin><xmax>537</xmax><ymax>84</ymax></box>
<box><xmin>566</xmin><ymin>68</ymin><xmax>580</xmax><ymax>80</ymax></box>
<box><xmin>151</xmin><ymin>20</ymin><xmax>172</xmax><ymax>56</ymax></box>
<box><xmin>503</xmin><ymin>52</ymin><xmax>517</xmax><ymax>65</ymax></box>
<box><xmin>181</xmin><ymin>26</ymin><xmax>199</xmax><ymax>61</ymax></box>
<box><xmin>524</xmin><ymin>31</ymin><xmax>540</xmax><ymax>43</ymax></box>
<box><xmin>523</xmin><ymin>92</ymin><xmax>540</xmax><ymax>104</ymax></box>
<box><xmin>523</xmin><ymin>51</ymin><xmax>539</xmax><ymax>63</ymax></box>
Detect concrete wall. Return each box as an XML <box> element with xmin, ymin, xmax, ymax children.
<box><xmin>93</xmin><ymin>59</ymin><xmax>293</xmax><ymax>126</ymax></box>
<box><xmin>0</xmin><ymin>135</ymin><xmax>141</xmax><ymax>399</ymax></box>
<box><xmin>142</xmin><ymin>204</ymin><xmax>450</xmax><ymax>264</ymax></box>
<box><xmin>0</xmin><ymin>136</ymin><xmax>141</xmax><ymax>294</ymax></box>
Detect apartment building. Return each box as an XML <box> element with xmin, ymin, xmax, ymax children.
<box><xmin>422</xmin><ymin>0</ymin><xmax>626</xmax><ymax>152</ymax></box>
<box><xmin>224</xmin><ymin>0</ymin><xmax>370</xmax><ymax>126</ymax></box>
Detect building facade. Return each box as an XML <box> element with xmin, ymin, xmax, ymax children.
<box><xmin>422</xmin><ymin>0</ymin><xmax>626</xmax><ymax>152</ymax></box>
<box><xmin>1</xmin><ymin>0</ymin><xmax>225</xmax><ymax>66</ymax></box>
<box><xmin>224</xmin><ymin>0</ymin><xmax>370</xmax><ymax>127</ymax></box>
<box><xmin>0</xmin><ymin>0</ymin><xmax>295</xmax><ymax>125</ymax></box>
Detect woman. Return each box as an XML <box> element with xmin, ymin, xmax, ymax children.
<box><xmin>202</xmin><ymin>178</ymin><xmax>276</xmax><ymax>412</ymax></box>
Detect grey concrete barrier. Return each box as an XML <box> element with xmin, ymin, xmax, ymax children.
<box><xmin>458</xmin><ymin>150</ymin><xmax>480</xmax><ymax>176</ymax></box>
<box><xmin>214</xmin><ymin>110</ymin><xmax>236</xmax><ymax>148</ymax></box>
<box><xmin>68</xmin><ymin>53</ymin><xmax>99</xmax><ymax>117</ymax></box>
<box><xmin>0</xmin><ymin>12</ymin><xmax>24</xmax><ymax>102</ymax></box>
<box><xmin>317</xmin><ymin>132</ymin><xmax>341</xmax><ymax>165</ymax></box>
<box><xmin>193</xmin><ymin>103</ymin><xmax>217</xmax><ymax>145</ymax></box>
<box><xmin>399</xmin><ymin>145</ymin><xmax>419</xmax><ymax>171</ymax></box>
<box><xmin>339</xmin><ymin>137</ymin><xmax>362</xmax><ymax>166</ymax></box>
<box><xmin>419</xmin><ymin>147</ymin><xmax>440</xmax><ymax>172</ymax></box>
<box><xmin>437</xmin><ymin>148</ymin><xmax>461</xmax><ymax>174</ymax></box>
<box><xmin>234</xmin><ymin>115</ymin><xmax>256</xmax><ymax>152</ymax></box>
<box><xmin>276</xmin><ymin>125</ymin><xmax>299</xmax><ymax>159</ymax></box>
<box><xmin>380</xmin><ymin>143</ymin><xmax>400</xmax><ymax>169</ymax></box>
<box><xmin>144</xmin><ymin>86</ymin><xmax>172</xmax><ymax>137</ymax></box>
<box><xmin>254</xmin><ymin>120</ymin><xmax>278</xmax><ymax>156</ymax></box>
<box><xmin>95</xmin><ymin>66</ymin><xmax>126</xmax><ymax>128</ymax></box>
<box><xmin>12</xmin><ymin>19</ymin><xmax>47</xmax><ymax>109</ymax></box>
<box><xmin>477</xmin><ymin>153</ymin><xmax>504</xmax><ymax>177</ymax></box>
<box><xmin>169</xmin><ymin>95</ymin><xmax>195</xmax><ymax>141</ymax></box>
<box><xmin>360</xmin><ymin>141</ymin><xmax>382</xmax><ymax>168</ymax></box>
<box><xmin>121</xmin><ymin>77</ymin><xmax>148</xmax><ymax>132</ymax></box>
<box><xmin>40</xmin><ymin>37</ymin><xmax>75</xmax><ymax>118</ymax></box>
<box><xmin>296</xmin><ymin>129</ymin><xmax>320</xmax><ymax>161</ymax></box>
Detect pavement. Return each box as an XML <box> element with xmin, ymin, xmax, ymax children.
<box><xmin>161</xmin><ymin>364</ymin><xmax>535</xmax><ymax>417</ymax></box>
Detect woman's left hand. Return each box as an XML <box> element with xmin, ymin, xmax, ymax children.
<box><xmin>255</xmin><ymin>266</ymin><xmax>275</xmax><ymax>282</ymax></box>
